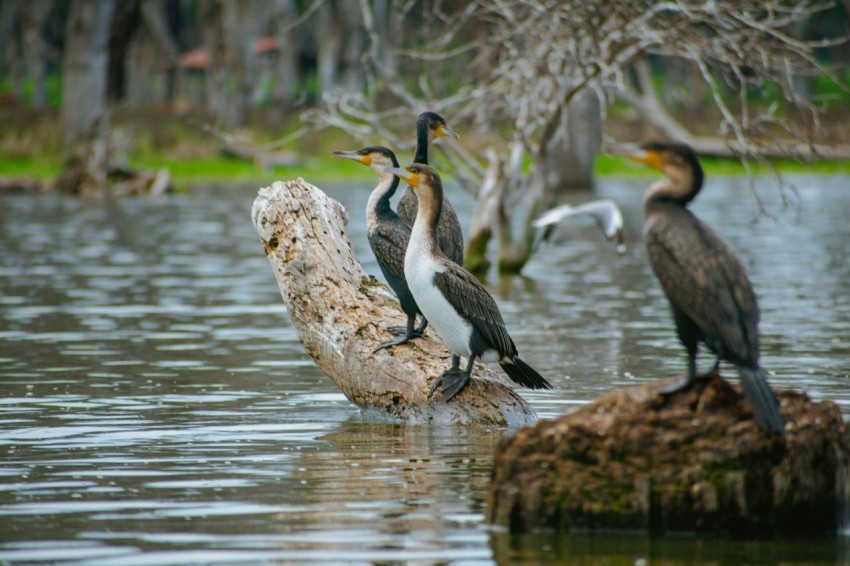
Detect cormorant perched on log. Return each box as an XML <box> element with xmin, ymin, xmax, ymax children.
<box><xmin>618</xmin><ymin>141</ymin><xmax>785</xmax><ymax>435</ymax></box>
<box><xmin>331</xmin><ymin>146</ymin><xmax>426</xmax><ymax>351</ymax></box>
<box><xmin>396</xmin><ymin>112</ymin><xmax>465</xmax><ymax>266</ymax></box>
<box><xmin>386</xmin><ymin>163</ymin><xmax>552</xmax><ymax>401</ymax></box>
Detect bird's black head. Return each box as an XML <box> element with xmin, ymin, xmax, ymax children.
<box><xmin>640</xmin><ymin>141</ymin><xmax>704</xmax><ymax>190</ymax></box>
<box><xmin>331</xmin><ymin>145</ymin><xmax>399</xmax><ymax>173</ymax></box>
<box><xmin>418</xmin><ymin>111</ymin><xmax>445</xmax><ymax>131</ymax></box>
<box><xmin>360</xmin><ymin>146</ymin><xmax>400</xmax><ymax>168</ymax></box>
<box><xmin>417</xmin><ymin>111</ymin><xmax>460</xmax><ymax>141</ymax></box>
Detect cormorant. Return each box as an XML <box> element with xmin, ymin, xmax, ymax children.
<box><xmin>386</xmin><ymin>163</ymin><xmax>552</xmax><ymax>401</ymax></box>
<box><xmin>331</xmin><ymin>146</ymin><xmax>426</xmax><ymax>351</ymax></box>
<box><xmin>618</xmin><ymin>141</ymin><xmax>785</xmax><ymax>435</ymax></box>
<box><xmin>396</xmin><ymin>112</ymin><xmax>465</xmax><ymax>266</ymax></box>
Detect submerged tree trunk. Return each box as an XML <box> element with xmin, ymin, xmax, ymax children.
<box><xmin>251</xmin><ymin>178</ymin><xmax>537</xmax><ymax>426</ymax></box>
<box><xmin>466</xmin><ymin>89</ymin><xmax>603</xmax><ymax>275</ymax></box>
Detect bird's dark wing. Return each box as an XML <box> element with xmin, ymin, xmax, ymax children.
<box><xmin>433</xmin><ymin>263</ymin><xmax>516</xmax><ymax>357</ymax></box>
<box><xmin>396</xmin><ymin>188</ymin><xmax>417</xmax><ymax>227</ymax></box>
<box><xmin>645</xmin><ymin>209</ymin><xmax>759</xmax><ymax>363</ymax></box>
<box><xmin>435</xmin><ymin>198</ymin><xmax>465</xmax><ymax>266</ymax></box>
<box><xmin>368</xmin><ymin>219</ymin><xmax>411</xmax><ymax>281</ymax></box>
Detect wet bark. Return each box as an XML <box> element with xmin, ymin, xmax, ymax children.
<box><xmin>487</xmin><ymin>372</ymin><xmax>850</xmax><ymax>536</ymax></box>
<box><xmin>251</xmin><ymin>178</ymin><xmax>537</xmax><ymax>426</ymax></box>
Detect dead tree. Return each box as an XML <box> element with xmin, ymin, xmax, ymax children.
<box><xmin>305</xmin><ymin>0</ymin><xmax>845</xmax><ymax>273</ymax></box>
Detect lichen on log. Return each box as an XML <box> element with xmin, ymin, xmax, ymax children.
<box><xmin>486</xmin><ymin>373</ymin><xmax>850</xmax><ymax>536</ymax></box>
<box><xmin>251</xmin><ymin>178</ymin><xmax>536</xmax><ymax>426</ymax></box>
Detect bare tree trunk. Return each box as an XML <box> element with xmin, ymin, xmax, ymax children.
<box><xmin>139</xmin><ymin>0</ymin><xmax>188</xmax><ymax>106</ymax></box>
<box><xmin>489</xmin><ymin>90</ymin><xmax>602</xmax><ymax>274</ymax></box>
<box><xmin>252</xmin><ymin>178</ymin><xmax>537</xmax><ymax>425</ymax></box>
<box><xmin>315</xmin><ymin>3</ymin><xmax>342</xmax><ymax>96</ymax></box>
<box><xmin>338</xmin><ymin>2</ymin><xmax>364</xmax><ymax>93</ymax></box>
<box><xmin>219</xmin><ymin>0</ymin><xmax>264</xmax><ymax>127</ymax></box>
<box><xmin>125</xmin><ymin>29</ymin><xmax>157</xmax><ymax>107</ymax></box>
<box><xmin>538</xmin><ymin>90</ymin><xmax>602</xmax><ymax>205</ymax></box>
<box><xmin>269</xmin><ymin>0</ymin><xmax>299</xmax><ymax>123</ymax></box>
<box><xmin>464</xmin><ymin>149</ymin><xmax>505</xmax><ymax>275</ymax></box>
<box><xmin>106</xmin><ymin>0</ymin><xmax>141</xmax><ymax>103</ymax></box>
<box><xmin>20</xmin><ymin>0</ymin><xmax>51</xmax><ymax>108</ymax></box>
<box><xmin>200</xmin><ymin>1</ymin><xmax>226</xmax><ymax>119</ymax></box>
<box><xmin>0</xmin><ymin>0</ymin><xmax>25</xmax><ymax>103</ymax></box>
<box><xmin>62</xmin><ymin>0</ymin><xmax>115</xmax><ymax>145</ymax></box>
<box><xmin>371</xmin><ymin>0</ymin><xmax>395</xmax><ymax>70</ymax></box>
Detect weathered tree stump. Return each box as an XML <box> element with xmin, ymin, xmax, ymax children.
<box><xmin>251</xmin><ymin>179</ymin><xmax>536</xmax><ymax>425</ymax></box>
<box><xmin>487</xmin><ymin>373</ymin><xmax>850</xmax><ymax>536</ymax></box>
<box><xmin>53</xmin><ymin>126</ymin><xmax>172</xmax><ymax>198</ymax></box>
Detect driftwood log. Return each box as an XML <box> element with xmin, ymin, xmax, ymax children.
<box><xmin>487</xmin><ymin>373</ymin><xmax>850</xmax><ymax>536</ymax></box>
<box><xmin>251</xmin><ymin>179</ymin><xmax>536</xmax><ymax>425</ymax></box>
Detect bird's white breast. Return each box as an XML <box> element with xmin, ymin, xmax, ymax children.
<box><xmin>405</xmin><ymin>225</ymin><xmax>473</xmax><ymax>357</ymax></box>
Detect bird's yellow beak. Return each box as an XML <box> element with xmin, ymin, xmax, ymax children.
<box><xmin>384</xmin><ymin>166</ymin><xmax>419</xmax><ymax>187</ymax></box>
<box><xmin>436</xmin><ymin>124</ymin><xmax>460</xmax><ymax>140</ymax></box>
<box><xmin>331</xmin><ymin>150</ymin><xmax>370</xmax><ymax>166</ymax></box>
<box><xmin>626</xmin><ymin>149</ymin><xmax>662</xmax><ymax>170</ymax></box>
<box><xmin>609</xmin><ymin>145</ymin><xmax>662</xmax><ymax>170</ymax></box>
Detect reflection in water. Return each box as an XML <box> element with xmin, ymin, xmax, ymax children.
<box><xmin>0</xmin><ymin>178</ymin><xmax>848</xmax><ymax>563</ymax></box>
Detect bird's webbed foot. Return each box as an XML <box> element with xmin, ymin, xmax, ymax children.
<box><xmin>374</xmin><ymin>333</ymin><xmax>415</xmax><ymax>352</ymax></box>
<box><xmin>656</xmin><ymin>369</ymin><xmax>713</xmax><ymax>395</ymax></box>
<box><xmin>428</xmin><ymin>368</ymin><xmax>470</xmax><ymax>402</ymax></box>
<box><xmin>385</xmin><ymin>325</ymin><xmax>408</xmax><ymax>337</ymax></box>
<box><xmin>379</xmin><ymin>316</ymin><xmax>423</xmax><ymax>349</ymax></box>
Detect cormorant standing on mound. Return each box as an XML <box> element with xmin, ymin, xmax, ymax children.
<box><xmin>619</xmin><ymin>141</ymin><xmax>785</xmax><ymax>435</ymax></box>
<box><xmin>386</xmin><ymin>163</ymin><xmax>552</xmax><ymax>401</ymax></box>
<box><xmin>331</xmin><ymin>146</ymin><xmax>426</xmax><ymax>351</ymax></box>
<box><xmin>396</xmin><ymin>112</ymin><xmax>465</xmax><ymax>266</ymax></box>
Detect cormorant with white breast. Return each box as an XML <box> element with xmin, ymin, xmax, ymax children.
<box><xmin>386</xmin><ymin>163</ymin><xmax>552</xmax><ymax>401</ymax></box>
<box><xmin>396</xmin><ymin>112</ymin><xmax>465</xmax><ymax>266</ymax></box>
<box><xmin>331</xmin><ymin>146</ymin><xmax>426</xmax><ymax>351</ymax></box>
<box><xmin>617</xmin><ymin>141</ymin><xmax>785</xmax><ymax>435</ymax></box>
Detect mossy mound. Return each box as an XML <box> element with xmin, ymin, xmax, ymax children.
<box><xmin>487</xmin><ymin>373</ymin><xmax>850</xmax><ymax>537</ymax></box>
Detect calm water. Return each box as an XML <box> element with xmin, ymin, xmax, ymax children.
<box><xmin>1</xmin><ymin>174</ymin><xmax>849</xmax><ymax>564</ymax></box>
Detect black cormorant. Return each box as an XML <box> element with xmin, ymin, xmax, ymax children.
<box><xmin>619</xmin><ymin>141</ymin><xmax>785</xmax><ymax>435</ymax></box>
<box><xmin>386</xmin><ymin>163</ymin><xmax>552</xmax><ymax>401</ymax></box>
<box><xmin>331</xmin><ymin>146</ymin><xmax>426</xmax><ymax>351</ymax></box>
<box><xmin>396</xmin><ymin>112</ymin><xmax>465</xmax><ymax>266</ymax></box>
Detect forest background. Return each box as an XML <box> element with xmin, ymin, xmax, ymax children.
<box><xmin>1</xmin><ymin>0</ymin><xmax>849</xmax><ymax>271</ymax></box>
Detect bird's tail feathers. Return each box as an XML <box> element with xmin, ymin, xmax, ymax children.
<box><xmin>500</xmin><ymin>356</ymin><xmax>552</xmax><ymax>390</ymax></box>
<box><xmin>736</xmin><ymin>365</ymin><xmax>785</xmax><ymax>435</ymax></box>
